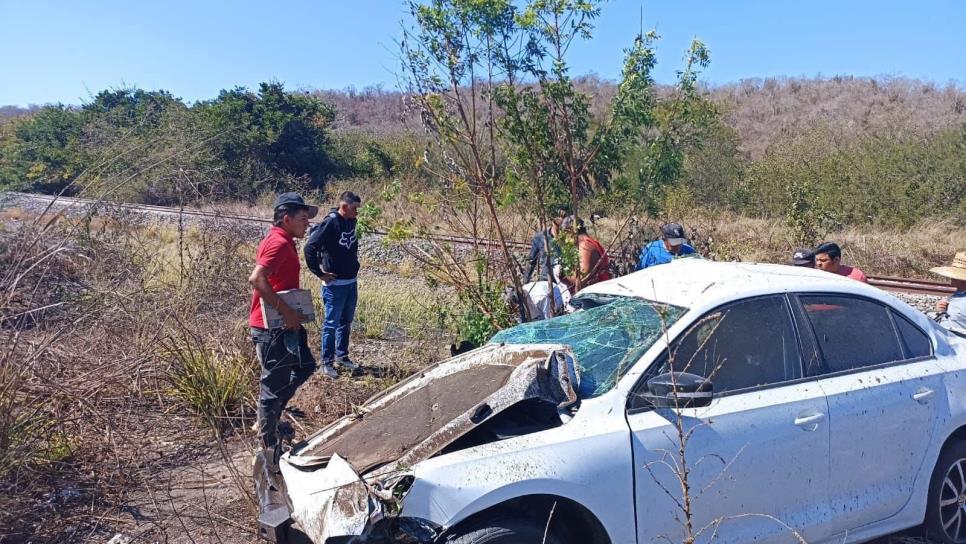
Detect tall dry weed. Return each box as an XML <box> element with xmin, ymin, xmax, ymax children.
<box><xmin>162</xmin><ymin>330</ymin><xmax>256</xmax><ymax>435</ymax></box>
<box><xmin>0</xmin><ymin>200</ymin><xmax>268</xmax><ymax>541</ymax></box>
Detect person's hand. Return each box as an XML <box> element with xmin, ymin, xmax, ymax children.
<box><xmin>320</xmin><ymin>272</ymin><xmax>337</xmax><ymax>283</ymax></box>
<box><xmin>937</xmin><ymin>298</ymin><xmax>950</xmax><ymax>313</ymax></box>
<box><xmin>281</xmin><ymin>305</ymin><xmax>301</xmax><ymax>330</ymax></box>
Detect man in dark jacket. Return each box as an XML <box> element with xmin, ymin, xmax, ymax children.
<box><xmin>304</xmin><ymin>191</ymin><xmax>362</xmax><ymax>374</ymax></box>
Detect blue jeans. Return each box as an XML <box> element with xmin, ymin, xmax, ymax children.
<box><xmin>321</xmin><ymin>282</ymin><xmax>358</xmax><ymax>363</ymax></box>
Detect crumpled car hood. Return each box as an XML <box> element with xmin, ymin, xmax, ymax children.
<box><xmin>279</xmin><ymin>343</ymin><xmax>580</xmax><ymax>543</ymax></box>
<box><xmin>290</xmin><ymin>343</ymin><xmax>579</xmax><ymax>474</ymax></box>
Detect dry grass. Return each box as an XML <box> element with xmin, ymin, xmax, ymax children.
<box><xmin>301</xmin><ymin>272</ymin><xmax>453</xmax><ymax>341</ymax></box>
<box><xmin>0</xmin><ymin>200</ymin><xmax>457</xmax><ymax>542</ymax></box>
<box><xmin>674</xmin><ymin>212</ymin><xmax>965</xmax><ymax>278</ymax></box>
<box><xmin>317</xmin><ymin>178</ymin><xmax>966</xmax><ymax>279</ymax></box>
<box><xmin>0</xmin><ymin>194</ymin><xmax>958</xmax><ymax>542</ymax></box>
<box><xmin>0</xmin><ymin>206</ymin><xmax>263</xmax><ymax>541</ymax></box>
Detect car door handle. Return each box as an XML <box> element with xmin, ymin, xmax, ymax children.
<box><xmin>794</xmin><ymin>412</ymin><xmax>825</xmax><ymax>431</ymax></box>
<box><xmin>913</xmin><ymin>388</ymin><xmax>935</xmax><ymax>404</ymax></box>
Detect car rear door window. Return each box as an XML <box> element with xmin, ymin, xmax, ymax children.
<box><xmin>663</xmin><ymin>296</ymin><xmax>802</xmax><ymax>393</ymax></box>
<box><xmin>799</xmin><ymin>295</ymin><xmax>904</xmax><ymax>373</ymax></box>
<box><xmin>893</xmin><ymin>312</ymin><xmax>932</xmax><ymax>359</ymax></box>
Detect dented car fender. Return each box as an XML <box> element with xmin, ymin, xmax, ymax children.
<box><xmin>397</xmin><ymin>395</ymin><xmax>638</xmax><ymax>544</ymax></box>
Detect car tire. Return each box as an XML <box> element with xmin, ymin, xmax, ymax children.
<box><xmin>444</xmin><ymin>515</ymin><xmax>569</xmax><ymax>544</ymax></box>
<box><xmin>925</xmin><ymin>440</ymin><xmax>966</xmax><ymax>543</ymax></box>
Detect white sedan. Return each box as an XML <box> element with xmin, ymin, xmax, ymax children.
<box><xmin>256</xmin><ymin>260</ymin><xmax>966</xmax><ymax>544</ymax></box>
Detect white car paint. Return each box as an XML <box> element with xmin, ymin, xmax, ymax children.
<box><xmin>400</xmin><ymin>393</ymin><xmax>637</xmax><ymax>543</ymax></box>
<box><xmin>629</xmin><ymin>379</ymin><xmax>833</xmax><ymax>543</ymax></box>
<box><xmin>281</xmin><ymin>259</ymin><xmax>966</xmax><ymax>544</ymax></box>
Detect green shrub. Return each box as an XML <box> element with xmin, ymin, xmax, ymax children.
<box><xmin>741</xmin><ymin>123</ymin><xmax>966</xmax><ymax>228</ymax></box>
<box><xmin>162</xmin><ymin>334</ymin><xmax>255</xmax><ymax>434</ymax></box>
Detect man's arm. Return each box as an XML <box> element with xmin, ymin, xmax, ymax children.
<box><xmin>303</xmin><ymin>224</ymin><xmax>325</xmax><ymax>278</ymax></box>
<box><xmin>637</xmin><ymin>244</ymin><xmax>651</xmax><ymax>270</ymax></box>
<box><xmin>249</xmin><ymin>264</ymin><xmax>300</xmax><ymax>330</ymax></box>
<box><xmin>577</xmin><ymin>241</ymin><xmax>596</xmax><ymax>285</ymax></box>
<box><xmin>306</xmin><ymin>217</ymin><xmax>338</xmax><ymax>281</ymax></box>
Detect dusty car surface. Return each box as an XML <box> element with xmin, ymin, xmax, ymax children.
<box><xmin>256</xmin><ymin>260</ymin><xmax>966</xmax><ymax>544</ymax></box>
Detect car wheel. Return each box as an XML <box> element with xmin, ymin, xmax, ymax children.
<box><xmin>926</xmin><ymin>441</ymin><xmax>966</xmax><ymax>543</ymax></box>
<box><xmin>444</xmin><ymin>515</ymin><xmax>568</xmax><ymax>544</ymax></box>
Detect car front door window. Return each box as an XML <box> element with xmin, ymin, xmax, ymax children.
<box><xmin>663</xmin><ymin>295</ymin><xmax>802</xmax><ymax>393</ymax></box>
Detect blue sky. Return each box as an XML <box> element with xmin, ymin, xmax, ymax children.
<box><xmin>1</xmin><ymin>0</ymin><xmax>963</xmax><ymax>106</ymax></box>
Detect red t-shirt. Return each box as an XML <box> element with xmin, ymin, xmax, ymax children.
<box><xmin>837</xmin><ymin>265</ymin><xmax>868</xmax><ymax>283</ymax></box>
<box><xmin>249</xmin><ymin>226</ymin><xmax>301</xmax><ymax>328</ymax></box>
<box><xmin>581</xmin><ymin>236</ymin><xmax>612</xmax><ymax>283</ymax></box>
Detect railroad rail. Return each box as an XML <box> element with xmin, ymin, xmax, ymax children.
<box><xmin>1</xmin><ymin>191</ymin><xmax>955</xmax><ymax>297</ymax></box>
<box><xmin>866</xmin><ymin>275</ymin><xmax>955</xmax><ymax>297</ymax></box>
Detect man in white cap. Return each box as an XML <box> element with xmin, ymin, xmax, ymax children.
<box><xmin>931</xmin><ymin>252</ymin><xmax>966</xmax><ymax>336</ymax></box>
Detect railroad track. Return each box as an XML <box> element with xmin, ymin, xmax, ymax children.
<box><xmin>866</xmin><ymin>275</ymin><xmax>954</xmax><ymax>297</ymax></box>
<box><xmin>1</xmin><ymin>191</ymin><xmax>955</xmax><ymax>297</ymax></box>
<box><xmin>0</xmin><ymin>191</ymin><xmax>531</xmax><ymax>249</ymax></box>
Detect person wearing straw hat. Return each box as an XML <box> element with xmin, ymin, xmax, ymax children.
<box><xmin>931</xmin><ymin>252</ymin><xmax>966</xmax><ymax>336</ymax></box>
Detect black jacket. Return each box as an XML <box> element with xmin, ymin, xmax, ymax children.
<box><xmin>304</xmin><ymin>209</ymin><xmax>360</xmax><ymax>280</ymax></box>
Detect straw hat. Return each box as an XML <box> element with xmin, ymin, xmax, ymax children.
<box><xmin>931</xmin><ymin>252</ymin><xmax>966</xmax><ymax>282</ymax></box>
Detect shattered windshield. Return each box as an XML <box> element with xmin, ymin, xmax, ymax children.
<box><xmin>490</xmin><ymin>297</ymin><xmax>686</xmax><ymax>398</ymax></box>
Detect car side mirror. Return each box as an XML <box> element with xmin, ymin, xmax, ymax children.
<box><xmin>643</xmin><ymin>372</ymin><xmax>713</xmax><ymax>409</ymax></box>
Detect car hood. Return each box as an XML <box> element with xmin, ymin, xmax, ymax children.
<box><xmin>288</xmin><ymin>342</ymin><xmax>580</xmax><ymax>475</ymax></box>
<box><xmin>275</xmin><ymin>343</ymin><xmax>580</xmax><ymax>543</ymax></box>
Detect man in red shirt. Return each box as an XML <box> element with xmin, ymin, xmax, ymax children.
<box><xmin>814</xmin><ymin>241</ymin><xmax>868</xmax><ymax>283</ymax></box>
<box><xmin>248</xmin><ymin>192</ymin><xmax>326</xmax><ymax>473</ymax></box>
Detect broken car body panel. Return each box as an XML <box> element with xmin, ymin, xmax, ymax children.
<box><xmin>280</xmin><ymin>454</ymin><xmax>373</xmax><ymax>542</ymax></box>
<box><xmin>396</xmin><ymin>398</ymin><xmax>636</xmax><ymax>542</ymax></box>
<box><xmin>277</xmin><ymin>343</ymin><xmax>585</xmax><ymax>543</ymax></box>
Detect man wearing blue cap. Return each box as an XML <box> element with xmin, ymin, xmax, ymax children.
<box><xmin>636</xmin><ymin>222</ymin><xmax>697</xmax><ymax>270</ymax></box>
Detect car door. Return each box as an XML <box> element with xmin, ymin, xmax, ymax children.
<box><xmin>793</xmin><ymin>294</ymin><xmax>943</xmax><ymax>534</ymax></box>
<box><xmin>626</xmin><ymin>295</ymin><xmax>834</xmax><ymax>544</ymax></box>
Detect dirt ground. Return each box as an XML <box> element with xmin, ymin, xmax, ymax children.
<box><xmin>101</xmin><ymin>336</ymin><xmax>474</xmax><ymax>544</ymax></box>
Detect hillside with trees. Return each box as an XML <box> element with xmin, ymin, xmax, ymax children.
<box><xmin>2</xmin><ymin>76</ymin><xmax>963</xmax><ymax>229</ymax></box>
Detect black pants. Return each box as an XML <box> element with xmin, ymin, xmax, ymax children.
<box><xmin>251</xmin><ymin>326</ymin><xmax>316</xmax><ymax>448</ymax></box>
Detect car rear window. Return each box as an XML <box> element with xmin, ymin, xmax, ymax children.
<box><xmin>893</xmin><ymin>312</ymin><xmax>932</xmax><ymax>359</ymax></box>
<box><xmin>800</xmin><ymin>295</ymin><xmax>904</xmax><ymax>374</ymax></box>
<box><xmin>490</xmin><ymin>297</ymin><xmax>686</xmax><ymax>398</ymax></box>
